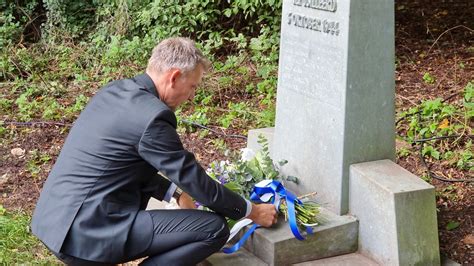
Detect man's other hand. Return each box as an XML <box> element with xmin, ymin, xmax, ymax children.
<box><xmin>247</xmin><ymin>203</ymin><xmax>277</xmax><ymax>227</ymax></box>
<box><xmin>177</xmin><ymin>192</ymin><xmax>196</xmax><ymax>209</ymax></box>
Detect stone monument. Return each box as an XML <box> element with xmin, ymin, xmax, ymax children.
<box><xmin>243</xmin><ymin>0</ymin><xmax>441</xmax><ymax>265</ymax></box>
<box><xmin>273</xmin><ymin>0</ymin><xmax>396</xmax><ymax>215</ymax></box>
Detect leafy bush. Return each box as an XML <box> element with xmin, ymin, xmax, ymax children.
<box><xmin>42</xmin><ymin>0</ymin><xmax>96</xmax><ymax>40</ymax></box>
<box><xmin>0</xmin><ymin>0</ymin><xmax>42</xmax><ymax>47</ymax></box>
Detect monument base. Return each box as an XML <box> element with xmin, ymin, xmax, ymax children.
<box><xmin>246</xmin><ymin>128</ymin><xmax>358</xmax><ymax>265</ymax></box>
<box><xmin>246</xmin><ymin>128</ymin><xmax>440</xmax><ymax>265</ymax></box>
<box><xmin>205</xmin><ymin>207</ymin><xmax>358</xmax><ymax>266</ymax></box>
<box><xmin>204</xmin><ymin>249</ymin><xmax>267</xmax><ymax>266</ymax></box>
<box><xmin>349</xmin><ymin>160</ymin><xmax>440</xmax><ymax>265</ymax></box>
<box><xmin>206</xmin><ymin>251</ymin><xmax>380</xmax><ymax>266</ymax></box>
<box><xmin>243</xmin><ymin>207</ymin><xmax>358</xmax><ymax>265</ymax></box>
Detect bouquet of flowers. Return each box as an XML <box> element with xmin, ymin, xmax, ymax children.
<box><xmin>205</xmin><ymin>135</ymin><xmax>321</xmax><ymax>228</ymax></box>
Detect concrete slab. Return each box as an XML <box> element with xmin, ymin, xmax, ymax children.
<box><xmin>207</xmin><ymin>252</ymin><xmax>458</xmax><ymax>266</ymax></box>
<box><xmin>349</xmin><ymin>160</ymin><xmax>440</xmax><ymax>265</ymax></box>
<box><xmin>205</xmin><ymin>249</ymin><xmax>268</xmax><ymax>266</ymax></box>
<box><xmin>243</xmin><ymin>207</ymin><xmax>358</xmax><ymax>265</ymax></box>
<box><xmin>294</xmin><ymin>253</ymin><xmax>379</xmax><ymax>266</ymax></box>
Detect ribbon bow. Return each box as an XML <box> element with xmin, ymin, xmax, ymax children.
<box><xmin>223</xmin><ymin>180</ymin><xmax>313</xmax><ymax>254</ymax></box>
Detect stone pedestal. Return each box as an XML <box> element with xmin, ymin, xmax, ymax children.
<box><xmin>349</xmin><ymin>160</ymin><xmax>440</xmax><ymax>265</ymax></box>
<box><xmin>241</xmin><ymin>207</ymin><xmax>358</xmax><ymax>266</ymax></box>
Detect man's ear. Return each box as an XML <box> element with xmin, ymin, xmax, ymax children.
<box><xmin>169</xmin><ymin>69</ymin><xmax>182</xmax><ymax>85</ymax></box>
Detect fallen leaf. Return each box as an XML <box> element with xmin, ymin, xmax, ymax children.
<box><xmin>397</xmin><ymin>5</ymin><xmax>405</xmax><ymax>10</ymax></box>
<box><xmin>438</xmin><ymin>118</ymin><xmax>449</xmax><ymax>129</ymax></box>
<box><xmin>10</xmin><ymin>148</ymin><xmax>25</xmax><ymax>156</ymax></box>
<box><xmin>463</xmin><ymin>234</ymin><xmax>474</xmax><ymax>245</ymax></box>
<box><xmin>446</xmin><ymin>221</ymin><xmax>460</xmax><ymax>231</ymax></box>
<box><xmin>0</xmin><ymin>173</ymin><xmax>8</xmax><ymax>185</ymax></box>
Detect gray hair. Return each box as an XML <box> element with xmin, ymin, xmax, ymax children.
<box><xmin>146</xmin><ymin>37</ymin><xmax>210</xmax><ymax>74</ymax></box>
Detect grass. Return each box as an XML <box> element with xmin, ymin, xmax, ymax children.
<box><xmin>0</xmin><ymin>205</ymin><xmax>59</xmax><ymax>264</ymax></box>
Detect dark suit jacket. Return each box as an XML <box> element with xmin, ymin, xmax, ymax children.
<box><xmin>31</xmin><ymin>74</ymin><xmax>247</xmax><ymax>262</ymax></box>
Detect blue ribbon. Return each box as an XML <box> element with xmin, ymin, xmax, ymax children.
<box><xmin>222</xmin><ymin>223</ymin><xmax>259</xmax><ymax>254</ymax></box>
<box><xmin>223</xmin><ymin>180</ymin><xmax>314</xmax><ymax>253</ymax></box>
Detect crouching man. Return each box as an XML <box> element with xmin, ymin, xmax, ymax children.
<box><xmin>32</xmin><ymin>37</ymin><xmax>277</xmax><ymax>266</ymax></box>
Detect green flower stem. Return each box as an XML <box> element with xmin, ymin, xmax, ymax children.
<box><xmin>279</xmin><ymin>200</ymin><xmax>320</xmax><ymax>225</ymax></box>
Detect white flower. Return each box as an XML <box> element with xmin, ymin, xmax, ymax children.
<box><xmin>240</xmin><ymin>148</ymin><xmax>256</xmax><ymax>161</ymax></box>
<box><xmin>219</xmin><ymin>160</ymin><xmax>228</xmax><ymax>169</ymax></box>
<box><xmin>223</xmin><ymin>172</ymin><xmax>229</xmax><ymax>180</ymax></box>
<box><xmin>245</xmin><ymin>174</ymin><xmax>253</xmax><ymax>181</ymax></box>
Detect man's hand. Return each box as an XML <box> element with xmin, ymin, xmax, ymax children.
<box><xmin>177</xmin><ymin>192</ymin><xmax>196</xmax><ymax>209</ymax></box>
<box><xmin>247</xmin><ymin>203</ymin><xmax>278</xmax><ymax>227</ymax></box>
